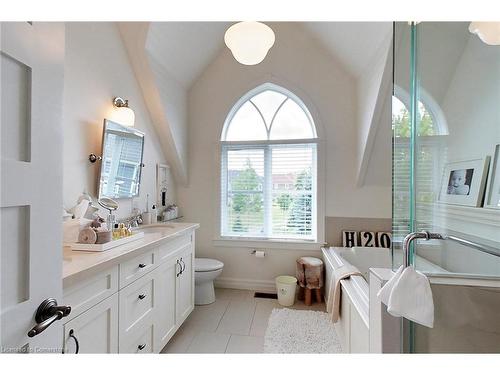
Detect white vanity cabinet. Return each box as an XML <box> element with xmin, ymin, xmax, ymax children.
<box><xmin>63</xmin><ymin>293</ymin><xmax>119</xmax><ymax>354</ymax></box>
<box><xmin>153</xmin><ymin>240</ymin><xmax>195</xmax><ymax>350</ymax></box>
<box><xmin>62</xmin><ymin>225</ymin><xmax>197</xmax><ymax>354</ymax></box>
<box><xmin>154</xmin><ymin>257</ymin><xmax>178</xmax><ymax>350</ymax></box>
<box><xmin>175</xmin><ymin>244</ymin><xmax>194</xmax><ymax>325</ymax></box>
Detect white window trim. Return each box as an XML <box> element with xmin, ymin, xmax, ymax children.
<box><xmin>221</xmin><ymin>82</ymin><xmax>317</xmax><ymax>142</ymax></box>
<box><xmin>213</xmin><ymin>139</ymin><xmax>326</xmax><ymax>249</ymax></box>
<box><xmin>393</xmin><ymin>85</ymin><xmax>449</xmax><ymax>136</ymax></box>
<box><xmin>215</xmin><ymin>82</ymin><xmax>326</xmax><ymax>248</ymax></box>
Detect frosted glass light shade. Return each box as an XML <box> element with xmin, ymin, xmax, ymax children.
<box><xmin>110</xmin><ymin>105</ymin><xmax>135</xmax><ymax>127</ymax></box>
<box><xmin>469</xmin><ymin>22</ymin><xmax>500</xmax><ymax>45</ymax></box>
<box><xmin>224</xmin><ymin>22</ymin><xmax>275</xmax><ymax>65</ymax></box>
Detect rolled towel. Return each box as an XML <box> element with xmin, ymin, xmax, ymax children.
<box><xmin>78</xmin><ymin>228</ymin><xmax>97</xmax><ymax>244</ymax></box>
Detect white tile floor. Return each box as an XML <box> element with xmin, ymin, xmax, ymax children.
<box><xmin>161</xmin><ymin>288</ymin><xmax>325</xmax><ymax>354</ymax></box>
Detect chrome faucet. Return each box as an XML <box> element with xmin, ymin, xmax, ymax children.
<box><xmin>124</xmin><ymin>214</ymin><xmax>143</xmax><ymax>228</ymax></box>
<box><xmin>402</xmin><ymin>231</ymin><xmax>444</xmax><ymax>267</ymax></box>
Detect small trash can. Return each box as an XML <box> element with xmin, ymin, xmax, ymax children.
<box><xmin>275</xmin><ymin>275</ymin><xmax>297</xmax><ymax>306</ymax></box>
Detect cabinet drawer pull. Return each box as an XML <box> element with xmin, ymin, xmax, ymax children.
<box><xmin>138</xmin><ymin>263</ymin><xmax>147</xmax><ymax>269</ymax></box>
<box><xmin>176</xmin><ymin>259</ymin><xmax>181</xmax><ymax>277</ymax></box>
<box><xmin>138</xmin><ymin>294</ymin><xmax>147</xmax><ymax>300</ymax></box>
<box><xmin>138</xmin><ymin>344</ymin><xmax>146</xmax><ymax>351</ymax></box>
<box><xmin>63</xmin><ymin>329</ymin><xmax>80</xmax><ymax>354</ymax></box>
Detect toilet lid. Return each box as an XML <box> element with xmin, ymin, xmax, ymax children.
<box><xmin>195</xmin><ymin>258</ymin><xmax>224</xmax><ymax>272</ymax></box>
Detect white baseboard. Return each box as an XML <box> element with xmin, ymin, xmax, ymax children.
<box><xmin>214</xmin><ymin>277</ymin><xmax>276</xmax><ymax>292</ymax></box>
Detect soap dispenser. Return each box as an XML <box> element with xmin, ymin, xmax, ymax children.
<box><xmin>151</xmin><ymin>204</ymin><xmax>157</xmax><ymax>224</ymax></box>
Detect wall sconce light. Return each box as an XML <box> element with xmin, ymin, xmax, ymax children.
<box><xmin>111</xmin><ymin>97</ymin><xmax>135</xmax><ymax>127</ymax></box>
<box><xmin>469</xmin><ymin>22</ymin><xmax>500</xmax><ymax>46</ymax></box>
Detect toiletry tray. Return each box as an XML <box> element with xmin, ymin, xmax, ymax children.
<box><xmin>69</xmin><ymin>231</ymin><xmax>145</xmax><ymax>252</ymax></box>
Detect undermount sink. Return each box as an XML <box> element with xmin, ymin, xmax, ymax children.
<box><xmin>133</xmin><ymin>223</ymin><xmax>176</xmax><ymax>234</ymax></box>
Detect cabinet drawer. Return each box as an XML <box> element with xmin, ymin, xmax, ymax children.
<box><xmin>158</xmin><ymin>234</ymin><xmax>191</xmax><ymax>263</ymax></box>
<box><xmin>63</xmin><ymin>266</ymin><xmax>118</xmax><ymax>318</ymax></box>
<box><xmin>119</xmin><ymin>272</ymin><xmax>156</xmax><ymax>335</ymax></box>
<box><xmin>119</xmin><ymin>249</ymin><xmax>157</xmax><ymax>288</ymax></box>
<box><xmin>120</xmin><ymin>322</ymin><xmax>154</xmax><ymax>354</ymax></box>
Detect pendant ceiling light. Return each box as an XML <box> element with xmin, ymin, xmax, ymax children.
<box><xmin>224</xmin><ymin>22</ymin><xmax>275</xmax><ymax>65</ymax></box>
<box><xmin>469</xmin><ymin>22</ymin><xmax>500</xmax><ymax>46</ymax></box>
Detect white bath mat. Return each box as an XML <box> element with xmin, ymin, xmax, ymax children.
<box><xmin>264</xmin><ymin>308</ymin><xmax>342</xmax><ymax>353</ymax></box>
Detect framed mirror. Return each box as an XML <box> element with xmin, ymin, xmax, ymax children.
<box><xmin>98</xmin><ymin>119</ymin><xmax>145</xmax><ymax>199</ymax></box>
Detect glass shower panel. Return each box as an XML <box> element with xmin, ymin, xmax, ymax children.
<box><xmin>413</xmin><ymin>22</ymin><xmax>500</xmax><ymax>279</ymax></box>
<box><xmin>392</xmin><ymin>22</ymin><xmax>415</xmax><ymax>270</ymax></box>
<box><xmin>405</xmin><ymin>22</ymin><xmax>500</xmax><ymax>353</ymax></box>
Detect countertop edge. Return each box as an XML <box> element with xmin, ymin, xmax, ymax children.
<box><xmin>63</xmin><ymin>223</ymin><xmax>199</xmax><ymax>285</ymax></box>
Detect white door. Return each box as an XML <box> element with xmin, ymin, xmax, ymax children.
<box><xmin>1</xmin><ymin>22</ymin><xmax>66</xmax><ymax>353</ymax></box>
<box><xmin>154</xmin><ymin>258</ymin><xmax>177</xmax><ymax>350</ymax></box>
<box><xmin>63</xmin><ymin>294</ymin><xmax>119</xmax><ymax>354</ymax></box>
<box><xmin>175</xmin><ymin>245</ymin><xmax>194</xmax><ymax>325</ymax></box>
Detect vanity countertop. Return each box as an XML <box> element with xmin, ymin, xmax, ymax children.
<box><xmin>63</xmin><ymin>222</ymin><xmax>199</xmax><ymax>283</ymax></box>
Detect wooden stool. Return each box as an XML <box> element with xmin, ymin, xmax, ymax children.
<box><xmin>296</xmin><ymin>257</ymin><xmax>324</xmax><ymax>306</ymax></box>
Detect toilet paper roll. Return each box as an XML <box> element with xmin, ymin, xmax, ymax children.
<box><xmin>255</xmin><ymin>250</ymin><xmax>266</xmax><ymax>258</ymax></box>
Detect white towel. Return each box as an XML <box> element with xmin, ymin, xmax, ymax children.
<box><xmin>377</xmin><ymin>265</ymin><xmax>404</xmax><ymax>312</ymax></box>
<box><xmin>377</xmin><ymin>265</ymin><xmax>434</xmax><ymax>328</ymax></box>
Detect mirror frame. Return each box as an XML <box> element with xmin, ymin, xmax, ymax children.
<box><xmin>98</xmin><ymin>119</ymin><xmax>145</xmax><ymax>199</ymax></box>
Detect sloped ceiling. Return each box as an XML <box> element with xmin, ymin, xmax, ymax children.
<box><xmin>142</xmin><ymin>22</ymin><xmax>392</xmax><ymax>90</ymax></box>
<box><xmin>146</xmin><ymin>22</ymin><xmax>231</xmax><ymax>89</ymax></box>
<box><xmin>302</xmin><ymin>22</ymin><xmax>392</xmax><ymax>77</ymax></box>
<box><xmin>119</xmin><ymin>21</ymin><xmax>393</xmax><ymax>188</ymax></box>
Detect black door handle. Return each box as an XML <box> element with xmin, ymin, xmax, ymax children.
<box><xmin>138</xmin><ymin>294</ymin><xmax>147</xmax><ymax>300</ymax></box>
<box><xmin>138</xmin><ymin>263</ymin><xmax>147</xmax><ymax>269</ymax></box>
<box><xmin>138</xmin><ymin>344</ymin><xmax>146</xmax><ymax>351</ymax></box>
<box><xmin>27</xmin><ymin>298</ymin><xmax>71</xmax><ymax>337</ymax></box>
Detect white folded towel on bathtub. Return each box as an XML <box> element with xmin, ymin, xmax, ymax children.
<box><xmin>377</xmin><ymin>265</ymin><xmax>434</xmax><ymax>328</ymax></box>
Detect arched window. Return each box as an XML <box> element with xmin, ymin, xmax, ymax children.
<box><xmin>392</xmin><ymin>86</ymin><xmax>448</xmax><ymax>137</ymax></box>
<box><xmin>220</xmin><ymin>84</ymin><xmax>318</xmax><ymax>240</ymax></box>
<box><xmin>392</xmin><ymin>87</ymin><xmax>448</xmax><ymax>238</ymax></box>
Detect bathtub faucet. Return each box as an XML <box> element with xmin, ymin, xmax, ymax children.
<box><xmin>402</xmin><ymin>231</ymin><xmax>444</xmax><ymax>267</ymax></box>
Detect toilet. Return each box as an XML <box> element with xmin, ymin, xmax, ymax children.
<box><xmin>194</xmin><ymin>258</ymin><xmax>224</xmax><ymax>305</ymax></box>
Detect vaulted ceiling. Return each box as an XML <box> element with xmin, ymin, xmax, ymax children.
<box><xmin>145</xmin><ymin>22</ymin><xmax>231</xmax><ymax>89</ymax></box>
<box><xmin>119</xmin><ymin>21</ymin><xmax>392</xmax><ymax>186</ymax></box>
<box><xmin>139</xmin><ymin>22</ymin><xmax>392</xmax><ymax>90</ymax></box>
<box><xmin>302</xmin><ymin>22</ymin><xmax>392</xmax><ymax>77</ymax></box>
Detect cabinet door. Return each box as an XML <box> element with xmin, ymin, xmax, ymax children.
<box><xmin>154</xmin><ymin>258</ymin><xmax>178</xmax><ymax>351</ymax></box>
<box><xmin>63</xmin><ymin>294</ymin><xmax>118</xmax><ymax>354</ymax></box>
<box><xmin>176</xmin><ymin>245</ymin><xmax>194</xmax><ymax>325</ymax></box>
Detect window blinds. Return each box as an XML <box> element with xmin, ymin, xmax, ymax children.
<box><xmin>221</xmin><ymin>143</ymin><xmax>316</xmax><ymax>240</ymax></box>
<box><xmin>392</xmin><ymin>137</ymin><xmax>445</xmax><ymax>240</ymax></box>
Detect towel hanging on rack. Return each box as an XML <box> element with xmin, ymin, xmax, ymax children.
<box><xmin>377</xmin><ymin>265</ymin><xmax>434</xmax><ymax>328</ymax></box>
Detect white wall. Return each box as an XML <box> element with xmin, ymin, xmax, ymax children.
<box><xmin>178</xmin><ymin>23</ymin><xmax>392</xmax><ymax>287</ymax></box>
<box><xmin>62</xmin><ymin>22</ymin><xmax>175</xmax><ymax>219</ymax></box>
<box><xmin>441</xmin><ymin>34</ymin><xmax>500</xmax><ymax>162</ymax></box>
<box><xmin>356</xmin><ymin>35</ymin><xmax>392</xmax><ymax>188</ymax></box>
<box><xmin>146</xmin><ymin>53</ymin><xmax>188</xmax><ymax>183</ymax></box>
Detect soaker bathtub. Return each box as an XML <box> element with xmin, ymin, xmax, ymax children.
<box><xmin>321</xmin><ymin>246</ymin><xmax>447</xmax><ymax>353</ymax></box>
